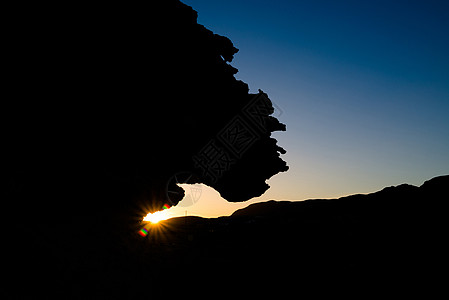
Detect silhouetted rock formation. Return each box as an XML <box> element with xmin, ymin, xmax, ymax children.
<box><xmin>4</xmin><ymin>1</ymin><xmax>288</xmax><ymax>222</ymax></box>
<box><xmin>5</xmin><ymin>3</ymin><xmax>289</xmax><ymax>296</ymax></box>
<box><xmin>7</xmin><ymin>0</ymin><xmax>446</xmax><ymax>297</ymax></box>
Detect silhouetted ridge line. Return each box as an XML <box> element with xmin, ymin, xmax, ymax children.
<box><xmin>231</xmin><ymin>175</ymin><xmax>448</xmax><ymax>218</ymax></box>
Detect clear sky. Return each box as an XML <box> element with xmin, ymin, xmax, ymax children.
<box><xmin>163</xmin><ymin>0</ymin><xmax>449</xmax><ymax>219</ymax></box>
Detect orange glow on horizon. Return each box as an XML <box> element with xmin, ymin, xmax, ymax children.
<box><xmin>143</xmin><ymin>209</ymin><xmax>171</xmax><ymax>224</ymax></box>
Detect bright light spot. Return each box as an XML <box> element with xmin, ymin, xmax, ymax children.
<box><xmin>143</xmin><ymin>210</ymin><xmax>170</xmax><ymax>224</ymax></box>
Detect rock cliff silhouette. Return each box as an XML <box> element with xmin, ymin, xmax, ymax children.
<box><xmin>4</xmin><ymin>1</ymin><xmax>288</xmax><ymax>223</ymax></box>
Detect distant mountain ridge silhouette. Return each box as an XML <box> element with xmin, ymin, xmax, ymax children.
<box><xmin>231</xmin><ymin>175</ymin><xmax>448</xmax><ymax>219</ymax></box>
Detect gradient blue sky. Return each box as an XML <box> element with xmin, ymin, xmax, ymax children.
<box><xmin>165</xmin><ymin>0</ymin><xmax>449</xmax><ymax>218</ymax></box>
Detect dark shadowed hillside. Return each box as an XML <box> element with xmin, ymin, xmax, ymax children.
<box><xmin>10</xmin><ymin>175</ymin><xmax>446</xmax><ymax>298</ymax></box>
<box><xmin>147</xmin><ymin>175</ymin><xmax>448</xmax><ymax>296</ymax></box>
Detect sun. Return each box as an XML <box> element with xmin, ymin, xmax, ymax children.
<box><xmin>143</xmin><ymin>210</ymin><xmax>170</xmax><ymax>224</ymax></box>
